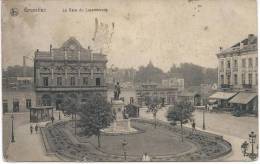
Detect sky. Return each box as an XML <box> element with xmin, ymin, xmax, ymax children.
<box><xmin>2</xmin><ymin>0</ymin><xmax>257</xmax><ymax>72</ymax></box>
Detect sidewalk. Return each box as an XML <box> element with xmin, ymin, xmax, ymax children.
<box><xmin>5</xmin><ymin>111</ymin><xmax>67</xmax><ymax>162</ymax></box>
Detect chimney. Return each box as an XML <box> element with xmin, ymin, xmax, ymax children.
<box><xmin>219</xmin><ymin>46</ymin><xmax>223</xmax><ymax>52</ymax></box>
<box><xmin>240</xmin><ymin>42</ymin><xmax>244</xmax><ymax>49</ymax></box>
<box><xmin>50</xmin><ymin>44</ymin><xmax>52</xmax><ymax>53</ymax></box>
<box><xmin>248</xmin><ymin>34</ymin><xmax>255</xmax><ymax>45</ymax></box>
<box><xmin>23</xmin><ymin>56</ymin><xmax>26</xmax><ymax>77</ymax></box>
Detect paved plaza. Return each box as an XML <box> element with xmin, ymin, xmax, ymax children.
<box><xmin>140</xmin><ymin>107</ymin><xmax>258</xmax><ymax>161</ymax></box>
<box><xmin>2</xmin><ymin>107</ymin><xmax>258</xmax><ymax>162</ymax></box>
<box><xmin>3</xmin><ymin>111</ymin><xmax>68</xmax><ymax>161</ymax></box>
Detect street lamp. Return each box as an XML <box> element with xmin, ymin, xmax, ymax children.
<box><xmin>11</xmin><ymin>114</ymin><xmax>15</xmax><ymax>143</ymax></box>
<box><xmin>202</xmin><ymin>108</ymin><xmax>205</xmax><ymax>130</ymax></box>
<box><xmin>122</xmin><ymin>138</ymin><xmax>128</xmax><ymax>161</ymax></box>
<box><xmin>59</xmin><ymin>110</ymin><xmax>61</xmax><ymax>120</ymax></box>
<box><xmin>153</xmin><ymin>108</ymin><xmax>157</xmax><ymax>128</ymax></box>
<box><xmin>241</xmin><ymin>131</ymin><xmax>258</xmax><ymax>160</ymax></box>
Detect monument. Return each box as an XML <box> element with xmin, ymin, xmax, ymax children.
<box><xmin>102</xmin><ymin>82</ymin><xmax>137</xmax><ymax>134</ymax></box>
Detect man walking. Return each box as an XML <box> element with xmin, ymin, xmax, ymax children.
<box><xmin>191</xmin><ymin>120</ymin><xmax>196</xmax><ymax>135</ymax></box>
<box><xmin>35</xmin><ymin>124</ymin><xmax>38</xmax><ymax>134</ymax></box>
<box><xmin>30</xmin><ymin>124</ymin><xmax>33</xmax><ymax>134</ymax></box>
<box><xmin>51</xmin><ymin>116</ymin><xmax>54</xmax><ymax>124</ymax></box>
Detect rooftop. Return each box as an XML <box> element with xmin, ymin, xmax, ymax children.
<box><xmin>34</xmin><ymin>37</ymin><xmax>107</xmax><ymax>62</ymax></box>
<box><xmin>217</xmin><ymin>34</ymin><xmax>257</xmax><ymax>57</ymax></box>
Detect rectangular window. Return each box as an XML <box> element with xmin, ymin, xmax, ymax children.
<box><xmin>3</xmin><ymin>100</ymin><xmax>8</xmax><ymax>113</ymax></box>
<box><xmin>227</xmin><ymin>61</ymin><xmax>231</xmax><ymax>69</ymax></box>
<box><xmin>57</xmin><ymin>77</ymin><xmax>62</xmax><ymax>86</ymax></box>
<box><xmin>256</xmin><ymin>57</ymin><xmax>258</xmax><ymax>67</ymax></box>
<box><xmin>227</xmin><ymin>75</ymin><xmax>230</xmax><ymax>85</ymax></box>
<box><xmin>242</xmin><ymin>73</ymin><xmax>245</xmax><ymax>84</ymax></box>
<box><xmin>221</xmin><ymin>75</ymin><xmax>224</xmax><ymax>85</ymax></box>
<box><xmin>234</xmin><ymin>74</ymin><xmax>238</xmax><ymax>85</ymax></box>
<box><xmin>83</xmin><ymin>77</ymin><xmax>88</xmax><ymax>86</ymax></box>
<box><xmin>248</xmin><ymin>73</ymin><xmax>252</xmax><ymax>85</ymax></box>
<box><xmin>13</xmin><ymin>100</ymin><xmax>19</xmax><ymax>112</ymax></box>
<box><xmin>234</xmin><ymin>59</ymin><xmax>237</xmax><ymax>68</ymax></box>
<box><xmin>96</xmin><ymin>78</ymin><xmax>101</xmax><ymax>86</ymax></box>
<box><xmin>26</xmin><ymin>99</ymin><xmax>31</xmax><ymax>109</ymax></box>
<box><xmin>70</xmin><ymin>77</ymin><xmax>75</xmax><ymax>86</ymax></box>
<box><xmin>221</xmin><ymin>61</ymin><xmax>224</xmax><ymax>70</ymax></box>
<box><xmin>242</xmin><ymin>59</ymin><xmax>246</xmax><ymax>68</ymax></box>
<box><xmin>248</xmin><ymin>58</ymin><xmax>253</xmax><ymax>68</ymax></box>
<box><xmin>43</xmin><ymin>77</ymin><xmax>48</xmax><ymax>87</ymax></box>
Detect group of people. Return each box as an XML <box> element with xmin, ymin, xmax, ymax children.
<box><xmin>30</xmin><ymin>124</ymin><xmax>39</xmax><ymax>134</ymax></box>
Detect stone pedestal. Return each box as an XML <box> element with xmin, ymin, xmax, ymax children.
<box><xmin>101</xmin><ymin>100</ymin><xmax>137</xmax><ymax>134</ymax></box>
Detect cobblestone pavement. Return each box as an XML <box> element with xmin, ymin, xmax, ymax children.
<box><xmin>3</xmin><ymin>111</ymin><xmax>68</xmax><ymax>161</ymax></box>
<box><xmin>139</xmin><ymin>106</ymin><xmax>258</xmax><ymax>161</ymax></box>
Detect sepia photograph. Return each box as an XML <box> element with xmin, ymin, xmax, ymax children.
<box><xmin>1</xmin><ymin>0</ymin><xmax>258</xmax><ymax>162</ymax></box>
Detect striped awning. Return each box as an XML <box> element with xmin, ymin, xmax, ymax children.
<box><xmin>209</xmin><ymin>92</ymin><xmax>237</xmax><ymax>100</ymax></box>
<box><xmin>229</xmin><ymin>92</ymin><xmax>257</xmax><ymax>104</ymax></box>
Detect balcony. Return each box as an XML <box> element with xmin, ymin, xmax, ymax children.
<box><xmin>35</xmin><ymin>85</ymin><xmax>107</xmax><ymax>92</ymax></box>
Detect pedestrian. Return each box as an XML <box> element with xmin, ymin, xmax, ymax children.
<box><xmin>35</xmin><ymin>124</ymin><xmax>38</xmax><ymax>134</ymax></box>
<box><xmin>51</xmin><ymin>116</ymin><xmax>54</xmax><ymax>124</ymax></box>
<box><xmin>30</xmin><ymin>124</ymin><xmax>33</xmax><ymax>134</ymax></box>
<box><xmin>192</xmin><ymin>120</ymin><xmax>196</xmax><ymax>135</ymax></box>
<box><xmin>142</xmin><ymin>152</ymin><xmax>151</xmax><ymax>161</ymax></box>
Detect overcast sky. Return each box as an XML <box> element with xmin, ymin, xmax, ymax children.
<box><xmin>2</xmin><ymin>0</ymin><xmax>257</xmax><ymax>72</ymax></box>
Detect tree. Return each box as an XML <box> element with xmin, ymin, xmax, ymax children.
<box><xmin>79</xmin><ymin>94</ymin><xmax>113</xmax><ymax>148</ymax></box>
<box><xmin>135</xmin><ymin>61</ymin><xmax>166</xmax><ymax>84</ymax></box>
<box><xmin>145</xmin><ymin>96</ymin><xmax>161</xmax><ymax>128</ymax></box>
<box><xmin>167</xmin><ymin>101</ymin><xmax>193</xmax><ymax>141</ymax></box>
<box><xmin>61</xmin><ymin>96</ymin><xmax>81</xmax><ymax>135</ymax></box>
<box><xmin>167</xmin><ymin>63</ymin><xmax>217</xmax><ymax>87</ymax></box>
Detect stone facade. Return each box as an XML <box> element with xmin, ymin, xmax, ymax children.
<box><xmin>217</xmin><ymin>34</ymin><xmax>258</xmax><ymax>91</ymax></box>
<box><xmin>34</xmin><ymin>37</ymin><xmax>107</xmax><ymax>108</ymax></box>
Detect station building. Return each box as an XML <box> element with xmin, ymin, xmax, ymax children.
<box><xmin>34</xmin><ymin>37</ymin><xmax>107</xmax><ymax>109</ymax></box>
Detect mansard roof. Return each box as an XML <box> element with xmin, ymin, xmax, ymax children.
<box><xmin>61</xmin><ymin>37</ymin><xmax>83</xmax><ymax>51</ymax></box>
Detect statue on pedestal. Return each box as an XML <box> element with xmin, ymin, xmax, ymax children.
<box><xmin>114</xmin><ymin>82</ymin><xmax>121</xmax><ymax>100</ymax></box>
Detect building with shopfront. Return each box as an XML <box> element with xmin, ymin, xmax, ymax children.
<box><xmin>2</xmin><ymin>76</ymin><xmax>35</xmax><ymax>113</ymax></box>
<box><xmin>209</xmin><ymin>34</ymin><xmax>258</xmax><ymax>113</ymax></box>
<box><xmin>34</xmin><ymin>37</ymin><xmax>107</xmax><ymax>109</ymax></box>
<box><xmin>136</xmin><ymin>83</ymin><xmax>179</xmax><ymax>106</ymax></box>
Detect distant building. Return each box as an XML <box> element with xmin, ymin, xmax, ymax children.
<box><xmin>2</xmin><ymin>76</ymin><xmax>35</xmax><ymax>113</ymax></box>
<box><xmin>136</xmin><ymin>83</ymin><xmax>178</xmax><ymax>106</ymax></box>
<box><xmin>2</xmin><ymin>76</ymin><xmax>33</xmax><ymax>89</ymax></box>
<box><xmin>34</xmin><ymin>37</ymin><xmax>107</xmax><ymax>109</ymax></box>
<box><xmin>106</xmin><ymin>67</ymin><xmax>136</xmax><ymax>87</ymax></box>
<box><xmin>162</xmin><ymin>78</ymin><xmax>184</xmax><ymax>91</ymax></box>
<box><xmin>210</xmin><ymin>34</ymin><xmax>258</xmax><ymax>113</ymax></box>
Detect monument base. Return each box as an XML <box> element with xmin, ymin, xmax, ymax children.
<box><xmin>101</xmin><ymin>99</ymin><xmax>137</xmax><ymax>134</ymax></box>
<box><xmin>101</xmin><ymin>119</ymin><xmax>137</xmax><ymax>134</ymax></box>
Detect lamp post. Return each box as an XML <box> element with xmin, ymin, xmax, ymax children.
<box><xmin>153</xmin><ymin>108</ymin><xmax>157</xmax><ymax>128</ymax></box>
<box><xmin>241</xmin><ymin>131</ymin><xmax>258</xmax><ymax>160</ymax></box>
<box><xmin>202</xmin><ymin>108</ymin><xmax>205</xmax><ymax>130</ymax></box>
<box><xmin>122</xmin><ymin>138</ymin><xmax>128</xmax><ymax>161</ymax></box>
<box><xmin>11</xmin><ymin>114</ymin><xmax>15</xmax><ymax>143</ymax></box>
<box><xmin>59</xmin><ymin>110</ymin><xmax>61</xmax><ymax>120</ymax></box>
<box><xmin>180</xmin><ymin>108</ymin><xmax>183</xmax><ymax>142</ymax></box>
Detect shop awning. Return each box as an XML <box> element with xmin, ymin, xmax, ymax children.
<box><xmin>229</xmin><ymin>92</ymin><xmax>257</xmax><ymax>104</ymax></box>
<box><xmin>209</xmin><ymin>92</ymin><xmax>237</xmax><ymax>100</ymax></box>
<box><xmin>208</xmin><ymin>99</ymin><xmax>217</xmax><ymax>103</ymax></box>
